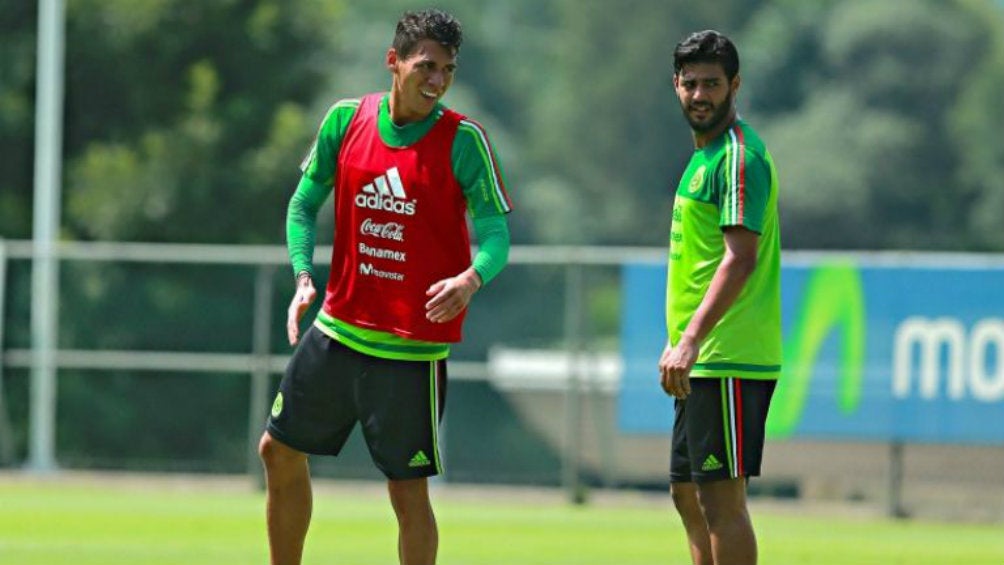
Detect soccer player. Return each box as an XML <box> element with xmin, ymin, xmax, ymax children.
<box><xmin>257</xmin><ymin>9</ymin><xmax>512</xmax><ymax>565</ymax></box>
<box><xmin>658</xmin><ymin>30</ymin><xmax>781</xmax><ymax>565</ymax></box>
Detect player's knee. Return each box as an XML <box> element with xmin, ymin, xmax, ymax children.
<box><xmin>257</xmin><ymin>432</ymin><xmax>274</xmax><ymax>462</ymax></box>
<box><xmin>696</xmin><ymin>485</ymin><xmax>747</xmax><ymax>527</ymax></box>
<box><xmin>669</xmin><ymin>484</ymin><xmax>686</xmax><ymax>508</ymax></box>
<box><xmin>670</xmin><ymin>482</ymin><xmax>697</xmax><ymax>512</ymax></box>
<box><xmin>258</xmin><ymin>432</ymin><xmax>302</xmax><ymax>469</ymax></box>
<box><xmin>388</xmin><ymin>478</ymin><xmax>426</xmax><ymax>499</ymax></box>
<box><xmin>387</xmin><ymin>479</ymin><xmax>432</xmax><ymax>518</ymax></box>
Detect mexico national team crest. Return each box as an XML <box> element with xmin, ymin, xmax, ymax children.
<box><xmin>688</xmin><ymin>165</ymin><xmax>706</xmax><ymax>194</ymax></box>
<box><xmin>271</xmin><ymin>392</ymin><xmax>284</xmax><ymax>418</ymax></box>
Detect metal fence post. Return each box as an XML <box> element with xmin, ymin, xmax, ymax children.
<box><xmin>562</xmin><ymin>260</ymin><xmax>586</xmax><ymax>503</ymax></box>
<box><xmin>28</xmin><ymin>0</ymin><xmax>66</xmax><ymax>475</ymax></box>
<box><xmin>887</xmin><ymin>440</ymin><xmax>907</xmax><ymax>518</ymax></box>
<box><xmin>0</xmin><ymin>239</ymin><xmax>16</xmax><ymax>465</ymax></box>
<box><xmin>248</xmin><ymin>265</ymin><xmax>275</xmax><ymax>488</ymax></box>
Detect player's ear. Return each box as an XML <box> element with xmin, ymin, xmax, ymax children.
<box><xmin>386</xmin><ymin>48</ymin><xmax>398</xmax><ymax>72</ymax></box>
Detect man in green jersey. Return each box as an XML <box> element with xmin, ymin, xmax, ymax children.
<box><xmin>258</xmin><ymin>9</ymin><xmax>512</xmax><ymax>565</ymax></box>
<box><xmin>658</xmin><ymin>30</ymin><xmax>782</xmax><ymax>565</ymax></box>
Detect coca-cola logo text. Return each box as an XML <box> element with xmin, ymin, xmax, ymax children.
<box><xmin>360</xmin><ymin>218</ymin><xmax>405</xmax><ymax>241</ymax></box>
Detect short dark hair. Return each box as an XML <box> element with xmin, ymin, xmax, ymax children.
<box><xmin>673</xmin><ymin>30</ymin><xmax>739</xmax><ymax>81</ymax></box>
<box><xmin>393</xmin><ymin>9</ymin><xmax>463</xmax><ymax>59</ymax></box>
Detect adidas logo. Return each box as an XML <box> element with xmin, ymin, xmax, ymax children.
<box><xmin>701</xmin><ymin>454</ymin><xmax>724</xmax><ymax>472</ymax></box>
<box><xmin>408</xmin><ymin>450</ymin><xmax>432</xmax><ymax>468</ymax></box>
<box><xmin>355</xmin><ymin>167</ymin><xmax>417</xmax><ymax>216</ymax></box>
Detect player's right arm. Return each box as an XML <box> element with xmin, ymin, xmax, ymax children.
<box><xmin>660</xmin><ymin>141</ymin><xmax>772</xmax><ymax>398</ymax></box>
<box><xmin>285</xmin><ymin>99</ymin><xmax>360</xmax><ymax>344</ymax></box>
<box><xmin>660</xmin><ymin>227</ymin><xmax>758</xmax><ymax>398</ymax></box>
<box><xmin>285</xmin><ymin>175</ymin><xmax>328</xmax><ymax>345</ymax></box>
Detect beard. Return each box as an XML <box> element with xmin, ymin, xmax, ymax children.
<box><xmin>681</xmin><ymin>91</ymin><xmax>734</xmax><ymax>133</ymax></box>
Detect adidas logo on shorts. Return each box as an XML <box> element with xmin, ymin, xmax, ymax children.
<box><xmin>408</xmin><ymin>450</ymin><xmax>431</xmax><ymax>468</ymax></box>
<box><xmin>701</xmin><ymin>454</ymin><xmax>724</xmax><ymax>472</ymax></box>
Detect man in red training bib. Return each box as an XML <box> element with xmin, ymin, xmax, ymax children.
<box><xmin>258</xmin><ymin>9</ymin><xmax>512</xmax><ymax>565</ymax></box>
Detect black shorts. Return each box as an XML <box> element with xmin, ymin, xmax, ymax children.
<box><xmin>266</xmin><ymin>326</ymin><xmax>447</xmax><ymax>480</ymax></box>
<box><xmin>670</xmin><ymin>377</ymin><xmax>775</xmax><ymax>483</ymax></box>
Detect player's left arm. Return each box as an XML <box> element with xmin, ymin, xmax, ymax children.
<box><xmin>660</xmin><ymin>147</ymin><xmax>771</xmax><ymax>398</ymax></box>
<box><xmin>425</xmin><ymin>119</ymin><xmax>513</xmax><ymax>323</ymax></box>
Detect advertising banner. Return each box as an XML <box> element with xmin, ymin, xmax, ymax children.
<box><xmin>619</xmin><ymin>255</ymin><xmax>1004</xmax><ymax>444</ymax></box>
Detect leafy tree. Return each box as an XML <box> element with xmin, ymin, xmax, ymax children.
<box><xmin>516</xmin><ymin>0</ymin><xmax>766</xmax><ymax>244</ymax></box>
<box><xmin>949</xmin><ymin>0</ymin><xmax>1004</xmax><ymax>250</ymax></box>
<box><xmin>744</xmin><ymin>0</ymin><xmax>1004</xmax><ymax>250</ymax></box>
<box><xmin>61</xmin><ymin>0</ymin><xmax>345</xmax><ymax>243</ymax></box>
<box><xmin>0</xmin><ymin>1</ymin><xmax>38</xmax><ymax>238</ymax></box>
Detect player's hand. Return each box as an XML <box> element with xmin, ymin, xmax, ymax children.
<box><xmin>659</xmin><ymin>336</ymin><xmax>699</xmax><ymax>399</ymax></box>
<box><xmin>425</xmin><ymin>268</ymin><xmax>482</xmax><ymax>323</ymax></box>
<box><xmin>286</xmin><ymin>274</ymin><xmax>317</xmax><ymax>346</ymax></box>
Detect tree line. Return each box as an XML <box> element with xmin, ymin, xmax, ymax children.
<box><xmin>2</xmin><ymin>0</ymin><xmax>1001</xmax><ymax>250</ymax></box>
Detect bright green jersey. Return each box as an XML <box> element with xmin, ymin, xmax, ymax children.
<box><xmin>667</xmin><ymin>119</ymin><xmax>782</xmax><ymax>380</ymax></box>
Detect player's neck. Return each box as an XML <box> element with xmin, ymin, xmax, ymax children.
<box><xmin>692</xmin><ymin>109</ymin><xmax>737</xmax><ymax>149</ymax></box>
<box><xmin>387</xmin><ymin>91</ymin><xmax>433</xmax><ymax>127</ymax></box>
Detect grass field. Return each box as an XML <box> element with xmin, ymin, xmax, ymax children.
<box><xmin>1</xmin><ymin>472</ymin><xmax>1002</xmax><ymax>565</ymax></box>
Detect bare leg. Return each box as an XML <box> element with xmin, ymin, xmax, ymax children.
<box><xmin>671</xmin><ymin>481</ymin><xmax>714</xmax><ymax>565</ymax></box>
<box><xmin>388</xmin><ymin>478</ymin><xmax>438</xmax><ymax>565</ymax></box>
<box><xmin>259</xmin><ymin>432</ymin><xmax>312</xmax><ymax>565</ymax></box>
<box><xmin>697</xmin><ymin>478</ymin><xmax>757</xmax><ymax>565</ymax></box>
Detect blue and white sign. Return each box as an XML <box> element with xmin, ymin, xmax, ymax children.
<box><xmin>618</xmin><ymin>255</ymin><xmax>1004</xmax><ymax>445</ymax></box>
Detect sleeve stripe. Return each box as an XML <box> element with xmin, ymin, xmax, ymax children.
<box><xmin>333</xmin><ymin>98</ymin><xmax>362</xmax><ymax>110</ymax></box>
<box><xmin>301</xmin><ymin>98</ymin><xmax>360</xmax><ymax>172</ymax></box>
<box><xmin>459</xmin><ymin>119</ymin><xmax>512</xmax><ymax>214</ymax></box>
<box><xmin>725</xmin><ymin>125</ymin><xmax>746</xmax><ymax>225</ymax></box>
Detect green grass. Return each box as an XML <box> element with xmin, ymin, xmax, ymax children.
<box><xmin>1</xmin><ymin>474</ymin><xmax>1002</xmax><ymax>564</ymax></box>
